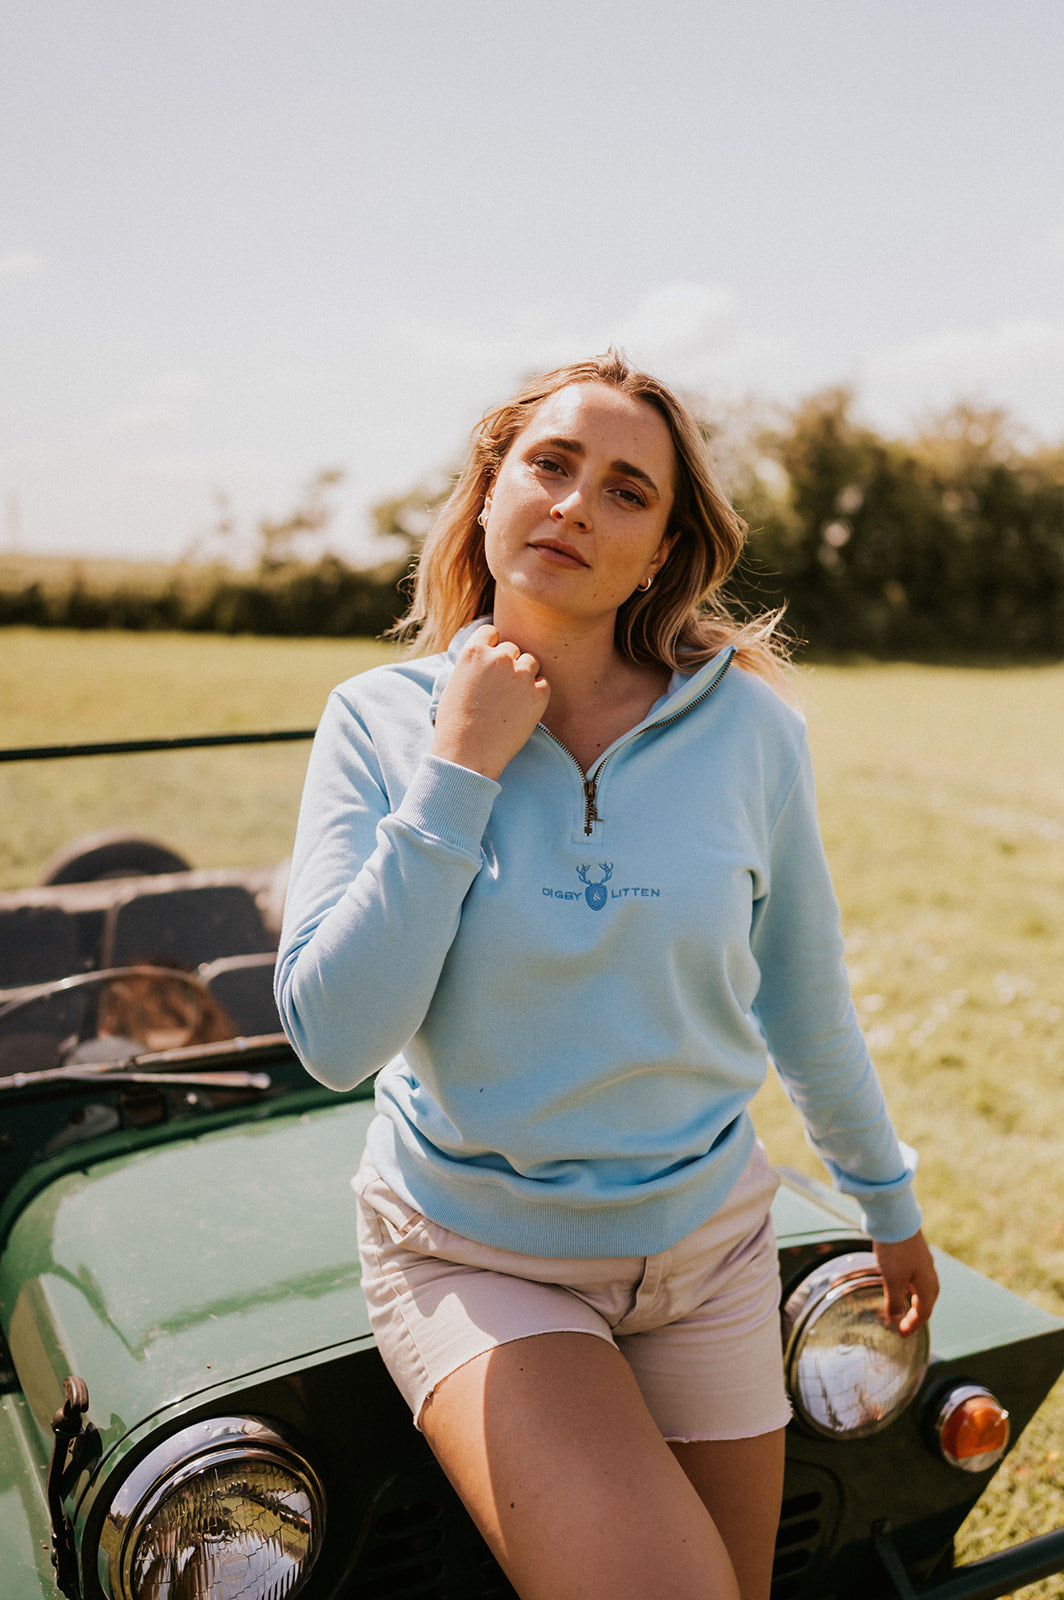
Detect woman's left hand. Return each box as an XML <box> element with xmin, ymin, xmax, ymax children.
<box><xmin>874</xmin><ymin>1230</ymin><xmax>939</xmax><ymax>1335</ymax></box>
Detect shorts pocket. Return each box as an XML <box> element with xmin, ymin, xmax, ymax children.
<box><xmin>352</xmin><ymin>1157</ymin><xmax>431</xmax><ymax>1244</ymax></box>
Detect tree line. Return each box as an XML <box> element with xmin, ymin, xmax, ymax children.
<box><xmin>722</xmin><ymin>389</ymin><xmax>1064</xmax><ymax>655</ymax></box>
<box><xmin>3</xmin><ymin>390</ymin><xmax>1062</xmax><ymax>655</ymax></box>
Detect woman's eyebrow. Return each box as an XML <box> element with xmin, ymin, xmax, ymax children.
<box><xmin>534</xmin><ymin>435</ymin><xmax>661</xmax><ymax>498</ymax></box>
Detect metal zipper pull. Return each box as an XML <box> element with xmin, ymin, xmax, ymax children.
<box><xmin>583</xmin><ymin>775</ymin><xmax>601</xmax><ymax>835</ymax></box>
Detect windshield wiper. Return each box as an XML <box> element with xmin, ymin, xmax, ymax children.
<box><xmin>0</xmin><ymin>1058</ymin><xmax>273</xmax><ymax>1093</ymax></box>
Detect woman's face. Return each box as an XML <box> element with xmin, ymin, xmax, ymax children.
<box><xmin>481</xmin><ymin>383</ymin><xmax>677</xmax><ymax>629</ymax></box>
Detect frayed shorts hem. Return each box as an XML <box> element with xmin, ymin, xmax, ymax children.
<box><xmin>354</xmin><ymin>1145</ymin><xmax>792</xmax><ymax>1443</ymax></box>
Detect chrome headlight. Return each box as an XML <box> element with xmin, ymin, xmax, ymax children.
<box><xmin>98</xmin><ymin>1415</ymin><xmax>325</xmax><ymax>1600</ymax></box>
<box><xmin>781</xmin><ymin>1251</ymin><xmax>930</xmax><ymax>1438</ymax></box>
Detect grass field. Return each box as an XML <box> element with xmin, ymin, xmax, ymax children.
<box><xmin>2</xmin><ymin>628</ymin><xmax>1063</xmax><ymax>1589</ymax></box>
<box><xmin>767</xmin><ymin>660</ymin><xmax>1064</xmax><ymax>1592</ymax></box>
<box><xmin>0</xmin><ymin>629</ymin><xmax>389</xmax><ymax>885</ymax></box>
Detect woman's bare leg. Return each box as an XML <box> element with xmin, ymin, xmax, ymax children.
<box><xmin>420</xmin><ymin>1331</ymin><xmax>741</xmax><ymax>1600</ymax></box>
<box><xmin>669</xmin><ymin>1432</ymin><xmax>786</xmax><ymax>1600</ymax></box>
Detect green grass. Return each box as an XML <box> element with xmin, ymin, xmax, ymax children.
<box><xmin>754</xmin><ymin>661</ymin><xmax>1064</xmax><ymax>1593</ymax></box>
<box><xmin>0</xmin><ymin>628</ymin><xmax>396</xmax><ymax>885</ymax></box>
<box><xmin>2</xmin><ymin>631</ymin><xmax>1063</xmax><ymax>1586</ymax></box>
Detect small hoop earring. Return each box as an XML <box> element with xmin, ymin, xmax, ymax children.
<box><xmin>637</xmin><ymin>574</ymin><xmax>654</xmax><ymax>592</ymax></box>
<box><xmin>477</xmin><ymin>506</ymin><xmax>490</xmax><ymax>529</ymax></box>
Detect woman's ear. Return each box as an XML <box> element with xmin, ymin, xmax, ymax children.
<box><xmin>650</xmin><ymin>530</ymin><xmax>679</xmax><ymax>579</ymax></box>
<box><xmin>477</xmin><ymin>492</ymin><xmax>493</xmax><ymax>531</ymax></box>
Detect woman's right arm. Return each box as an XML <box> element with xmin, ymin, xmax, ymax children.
<box><xmin>274</xmin><ymin>686</ymin><xmax>500</xmax><ymax>1091</ymax></box>
<box><xmin>275</xmin><ymin>628</ymin><xmax>548</xmax><ymax>1091</ymax></box>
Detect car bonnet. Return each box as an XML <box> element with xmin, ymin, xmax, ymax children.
<box><xmin>0</xmin><ymin>1097</ymin><xmax>377</xmax><ymax>1453</ymax></box>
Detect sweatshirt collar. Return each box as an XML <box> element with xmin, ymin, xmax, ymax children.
<box><xmin>428</xmin><ymin>617</ymin><xmax>491</xmax><ymax>722</ymax></box>
<box><xmin>429</xmin><ymin>618</ymin><xmax>735</xmax><ymax>728</ymax></box>
<box><xmin>657</xmin><ymin>646</ymin><xmax>735</xmax><ymax>717</ymax></box>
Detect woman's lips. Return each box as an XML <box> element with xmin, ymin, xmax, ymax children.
<box><xmin>529</xmin><ymin>539</ymin><xmax>588</xmax><ymax>568</ymax></box>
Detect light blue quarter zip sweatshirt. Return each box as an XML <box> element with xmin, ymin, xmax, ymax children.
<box><xmin>276</xmin><ymin>623</ymin><xmax>921</xmax><ymax>1257</ymax></box>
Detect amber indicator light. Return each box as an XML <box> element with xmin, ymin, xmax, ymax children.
<box><xmin>936</xmin><ymin>1388</ymin><xmax>1010</xmax><ymax>1472</ymax></box>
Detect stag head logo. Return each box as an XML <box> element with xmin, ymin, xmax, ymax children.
<box><xmin>576</xmin><ymin>862</ymin><xmax>613</xmax><ymax>910</ymax></box>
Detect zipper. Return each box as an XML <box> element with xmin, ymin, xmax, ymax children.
<box><xmin>540</xmin><ymin>650</ymin><xmax>734</xmax><ymax>835</ymax></box>
<box><xmin>537</xmin><ymin>724</ymin><xmax>603</xmax><ymax>834</ymax></box>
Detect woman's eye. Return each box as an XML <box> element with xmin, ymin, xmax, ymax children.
<box><xmin>615</xmin><ymin>485</ymin><xmax>647</xmax><ymax>507</ymax></box>
<box><xmin>531</xmin><ymin>455</ymin><xmax>564</xmax><ymax>474</ymax></box>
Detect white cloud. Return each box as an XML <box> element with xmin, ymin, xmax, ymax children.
<box><xmin>147</xmin><ymin>368</ymin><xmax>200</xmax><ymax>399</ymax></box>
<box><xmin>1038</xmin><ymin>223</ymin><xmax>1064</xmax><ymax>260</ymax></box>
<box><xmin>591</xmin><ymin>283</ymin><xmax>795</xmax><ymax>405</ymax></box>
<box><xmin>389</xmin><ymin>281</ymin><xmax>786</xmax><ymax>405</ymax></box>
<box><xmin>609</xmin><ymin>282</ymin><xmax>734</xmax><ymax>363</ymax></box>
<box><xmin>105</xmin><ymin>404</ymin><xmax>185</xmax><ymax>433</ymax></box>
<box><xmin>390</xmin><ymin>316</ymin><xmax>525</xmax><ymax>372</ymax></box>
<box><xmin>0</xmin><ymin>250</ymin><xmax>44</xmax><ymax>276</ymax></box>
<box><xmin>104</xmin><ymin>370</ymin><xmax>201</xmax><ymax>433</ymax></box>
<box><xmin>864</xmin><ymin>320</ymin><xmax>1064</xmax><ymax>436</ymax></box>
<box><xmin>392</xmin><ymin>282</ymin><xmax>740</xmax><ymax>379</ymax></box>
<box><xmin>876</xmin><ymin>319</ymin><xmax>1064</xmax><ymax>376</ymax></box>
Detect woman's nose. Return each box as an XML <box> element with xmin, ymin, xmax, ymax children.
<box><xmin>550</xmin><ymin>490</ymin><xmax>590</xmax><ymax>529</ymax></box>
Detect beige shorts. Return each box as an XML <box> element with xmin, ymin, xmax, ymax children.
<box><xmin>354</xmin><ymin>1143</ymin><xmax>791</xmax><ymax>1442</ymax></box>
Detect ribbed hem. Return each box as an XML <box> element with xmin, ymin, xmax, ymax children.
<box><xmin>367</xmin><ymin>1111</ymin><xmax>756</xmax><ymax>1260</ymax></box>
<box><xmin>393</xmin><ymin>754</ymin><xmax>500</xmax><ymax>857</ymax></box>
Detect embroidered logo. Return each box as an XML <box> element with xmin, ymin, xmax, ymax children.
<box><xmin>576</xmin><ymin>862</ymin><xmax>613</xmax><ymax>910</ymax></box>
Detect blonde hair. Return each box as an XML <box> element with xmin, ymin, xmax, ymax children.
<box><xmin>393</xmin><ymin>350</ymin><xmax>793</xmax><ymax>692</ymax></box>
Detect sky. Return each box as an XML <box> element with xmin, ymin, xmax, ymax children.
<box><xmin>2</xmin><ymin>0</ymin><xmax>1063</xmax><ymax>566</ymax></box>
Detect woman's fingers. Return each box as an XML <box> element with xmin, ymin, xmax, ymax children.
<box><xmin>874</xmin><ymin>1231</ymin><xmax>940</xmax><ymax>1336</ymax></box>
<box><xmin>431</xmin><ymin>629</ymin><xmax>551</xmax><ymax>780</ymax></box>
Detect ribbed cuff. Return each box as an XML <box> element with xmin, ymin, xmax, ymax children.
<box><xmin>829</xmin><ymin>1142</ymin><xmax>923</xmax><ymax>1243</ymax></box>
<box><xmin>858</xmin><ymin>1185</ymin><xmax>924</xmax><ymax>1244</ymax></box>
<box><xmin>394</xmin><ymin>754</ymin><xmax>500</xmax><ymax>856</ymax></box>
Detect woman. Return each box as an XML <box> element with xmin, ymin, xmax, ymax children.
<box><xmin>276</xmin><ymin>351</ymin><xmax>938</xmax><ymax>1600</ymax></box>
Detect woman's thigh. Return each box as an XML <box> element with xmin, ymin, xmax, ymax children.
<box><xmin>670</xmin><ymin>1432</ymin><xmax>786</xmax><ymax>1600</ymax></box>
<box><xmin>420</xmin><ymin>1330</ymin><xmax>742</xmax><ymax>1600</ymax></box>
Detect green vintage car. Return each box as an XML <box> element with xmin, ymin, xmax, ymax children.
<box><xmin>1</xmin><ymin>730</ymin><xmax>1063</xmax><ymax>1600</ymax></box>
